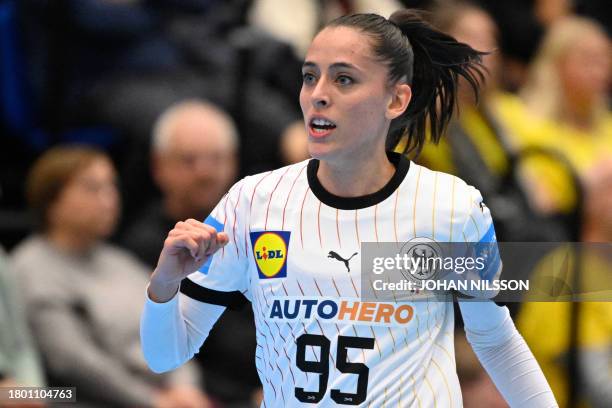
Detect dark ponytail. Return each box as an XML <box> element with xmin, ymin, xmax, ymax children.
<box><xmin>328</xmin><ymin>10</ymin><xmax>486</xmax><ymax>156</ymax></box>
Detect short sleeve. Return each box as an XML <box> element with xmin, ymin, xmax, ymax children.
<box><xmin>455</xmin><ymin>186</ymin><xmax>503</xmax><ymax>298</ymax></box>
<box><xmin>180</xmin><ymin>179</ymin><xmax>251</xmax><ymax>309</ymax></box>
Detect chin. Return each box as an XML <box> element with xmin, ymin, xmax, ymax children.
<box><xmin>307</xmin><ymin>143</ymin><xmax>337</xmax><ymax>161</ymax></box>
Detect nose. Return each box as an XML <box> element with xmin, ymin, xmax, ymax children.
<box><xmin>311</xmin><ymin>78</ymin><xmax>330</xmax><ymax>109</ymax></box>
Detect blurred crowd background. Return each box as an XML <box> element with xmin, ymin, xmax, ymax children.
<box><xmin>0</xmin><ymin>0</ymin><xmax>610</xmax><ymax>407</ymax></box>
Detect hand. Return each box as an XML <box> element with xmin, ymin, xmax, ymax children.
<box><xmin>149</xmin><ymin>219</ymin><xmax>229</xmax><ymax>303</ymax></box>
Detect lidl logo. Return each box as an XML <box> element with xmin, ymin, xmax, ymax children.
<box><xmin>250</xmin><ymin>231</ymin><xmax>290</xmax><ymax>279</ymax></box>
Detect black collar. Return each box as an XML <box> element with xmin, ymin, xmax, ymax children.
<box><xmin>307</xmin><ymin>151</ymin><xmax>410</xmax><ymax>210</ymax></box>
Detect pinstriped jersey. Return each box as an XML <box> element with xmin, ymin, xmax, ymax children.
<box><xmin>181</xmin><ymin>153</ymin><xmax>499</xmax><ymax>407</ymax></box>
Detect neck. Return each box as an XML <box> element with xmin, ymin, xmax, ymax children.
<box><xmin>317</xmin><ymin>148</ymin><xmax>395</xmax><ymax>197</ymax></box>
<box><xmin>46</xmin><ymin>228</ymin><xmax>96</xmax><ymax>254</ymax></box>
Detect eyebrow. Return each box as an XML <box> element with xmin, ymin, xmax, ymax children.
<box><xmin>302</xmin><ymin>61</ymin><xmax>361</xmax><ymax>71</ymax></box>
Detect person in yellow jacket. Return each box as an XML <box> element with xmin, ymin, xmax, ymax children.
<box><xmin>405</xmin><ymin>2</ymin><xmax>573</xmax><ymax>242</ymax></box>
<box><xmin>416</xmin><ymin>11</ymin><xmax>610</xmax><ymax>219</ymax></box>
<box><xmin>414</xmin><ymin>3</ymin><xmax>513</xmax><ymax>180</ymax></box>
<box><xmin>511</xmin><ymin>16</ymin><xmax>612</xmax><ymax>214</ymax></box>
<box><xmin>517</xmin><ymin>160</ymin><xmax>612</xmax><ymax>408</ymax></box>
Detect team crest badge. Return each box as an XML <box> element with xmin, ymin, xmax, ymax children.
<box><xmin>250</xmin><ymin>231</ymin><xmax>290</xmax><ymax>279</ymax></box>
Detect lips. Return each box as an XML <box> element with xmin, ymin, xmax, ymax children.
<box><xmin>308</xmin><ymin>116</ymin><xmax>337</xmax><ymax>138</ymax></box>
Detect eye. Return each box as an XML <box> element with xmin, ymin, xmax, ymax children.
<box><xmin>302</xmin><ymin>72</ymin><xmax>316</xmax><ymax>85</ymax></box>
<box><xmin>336</xmin><ymin>75</ymin><xmax>354</xmax><ymax>86</ymax></box>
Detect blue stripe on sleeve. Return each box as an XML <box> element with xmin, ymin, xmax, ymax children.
<box><xmin>479</xmin><ymin>223</ymin><xmax>496</xmax><ymax>243</ymax></box>
<box><xmin>481</xmin><ymin>247</ymin><xmax>501</xmax><ymax>281</ymax></box>
<box><xmin>204</xmin><ymin>215</ymin><xmax>224</xmax><ymax>233</ymax></box>
<box><xmin>476</xmin><ymin>224</ymin><xmax>501</xmax><ymax>281</ymax></box>
<box><xmin>198</xmin><ymin>215</ymin><xmax>224</xmax><ymax>275</ymax></box>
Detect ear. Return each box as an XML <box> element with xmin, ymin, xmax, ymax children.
<box><xmin>385</xmin><ymin>83</ymin><xmax>412</xmax><ymax>120</ymax></box>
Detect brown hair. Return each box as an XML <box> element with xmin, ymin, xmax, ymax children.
<box><xmin>27</xmin><ymin>145</ymin><xmax>108</xmax><ymax>230</ymax></box>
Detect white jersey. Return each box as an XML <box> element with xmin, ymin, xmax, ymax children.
<box><xmin>181</xmin><ymin>153</ymin><xmax>500</xmax><ymax>407</ymax></box>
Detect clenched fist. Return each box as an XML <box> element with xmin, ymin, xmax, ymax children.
<box><xmin>148</xmin><ymin>219</ymin><xmax>229</xmax><ymax>303</ymax></box>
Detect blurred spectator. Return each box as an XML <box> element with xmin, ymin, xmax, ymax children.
<box><xmin>0</xmin><ymin>246</ymin><xmax>46</xmax><ymax>408</ymax></box>
<box><xmin>119</xmin><ymin>101</ymin><xmax>261</xmax><ymax>407</ymax></box>
<box><xmin>516</xmin><ymin>16</ymin><xmax>611</xmax><ymax>214</ymax></box>
<box><xmin>522</xmin><ymin>17</ymin><xmax>610</xmax><ymax>135</ymax></box>
<box><xmin>10</xmin><ymin>146</ymin><xmax>208</xmax><ymax>408</ymax></box>
<box><xmin>472</xmin><ymin>0</ymin><xmax>545</xmax><ymax>92</ymax></box>
<box><xmin>418</xmin><ymin>1</ymin><xmax>507</xmax><ymax>179</ymax></box>
<box><xmin>120</xmin><ymin>100</ymin><xmax>238</xmax><ymax>267</ymax></box>
<box><xmin>517</xmin><ymin>160</ymin><xmax>612</xmax><ymax>408</ymax></box>
<box><xmin>475</xmin><ymin>0</ymin><xmax>609</xmax><ymax>92</ymax></box>
<box><xmin>415</xmin><ymin>1</ymin><xmax>568</xmax><ymax>241</ymax></box>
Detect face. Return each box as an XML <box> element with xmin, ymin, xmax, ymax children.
<box><xmin>49</xmin><ymin>157</ymin><xmax>120</xmax><ymax>239</ymax></box>
<box><xmin>449</xmin><ymin>9</ymin><xmax>500</xmax><ymax>96</ymax></box>
<box><xmin>154</xmin><ymin>109</ymin><xmax>238</xmax><ymax>219</ymax></box>
<box><xmin>299</xmin><ymin>26</ymin><xmax>410</xmax><ymax>163</ymax></box>
<box><xmin>558</xmin><ymin>30</ymin><xmax>611</xmax><ymax>105</ymax></box>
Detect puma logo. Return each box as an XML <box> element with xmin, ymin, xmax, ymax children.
<box><xmin>327</xmin><ymin>251</ymin><xmax>358</xmax><ymax>272</ymax></box>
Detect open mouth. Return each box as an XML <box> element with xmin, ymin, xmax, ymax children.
<box><xmin>309</xmin><ymin>117</ymin><xmax>337</xmax><ymax>136</ymax></box>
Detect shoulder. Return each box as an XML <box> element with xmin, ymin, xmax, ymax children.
<box><xmin>9</xmin><ymin>235</ymin><xmax>52</xmax><ymax>270</ymax></box>
<box><xmin>410</xmin><ymin>161</ymin><xmax>480</xmax><ymax>203</ymax></box>
<box><xmin>96</xmin><ymin>242</ymin><xmax>150</xmax><ymax>275</ymax></box>
<box><xmin>229</xmin><ymin>161</ymin><xmax>310</xmax><ymax>204</ymax></box>
<box><xmin>245</xmin><ymin>161</ymin><xmax>309</xmax><ymax>189</ymax></box>
<box><xmin>8</xmin><ymin>236</ymin><xmax>72</xmax><ymax>301</ymax></box>
<box><xmin>410</xmin><ymin>162</ymin><xmax>490</xmax><ymax>235</ymax></box>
